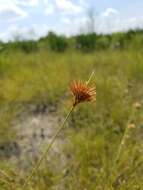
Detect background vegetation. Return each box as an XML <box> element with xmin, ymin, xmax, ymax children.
<box><xmin>0</xmin><ymin>29</ymin><xmax>143</xmax><ymax>190</ymax></box>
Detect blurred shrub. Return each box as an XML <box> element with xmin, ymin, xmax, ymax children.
<box><xmin>47</xmin><ymin>32</ymin><xmax>68</xmax><ymax>52</ymax></box>
<box><xmin>7</xmin><ymin>40</ymin><xmax>38</xmax><ymax>53</ymax></box>
<box><xmin>95</xmin><ymin>35</ymin><xmax>111</xmax><ymax>50</ymax></box>
<box><xmin>0</xmin><ymin>41</ymin><xmax>4</xmax><ymax>53</ymax></box>
<box><xmin>110</xmin><ymin>32</ymin><xmax>126</xmax><ymax>49</ymax></box>
<box><xmin>75</xmin><ymin>33</ymin><xmax>96</xmax><ymax>52</ymax></box>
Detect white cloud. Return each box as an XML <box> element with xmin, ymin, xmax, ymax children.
<box><xmin>61</xmin><ymin>17</ymin><xmax>70</xmax><ymax>24</ymax></box>
<box><xmin>102</xmin><ymin>8</ymin><xmax>119</xmax><ymax>17</ymax></box>
<box><xmin>10</xmin><ymin>26</ymin><xmax>37</xmax><ymax>40</ymax></box>
<box><xmin>54</xmin><ymin>0</ymin><xmax>83</xmax><ymax>14</ymax></box>
<box><xmin>99</xmin><ymin>8</ymin><xmax>143</xmax><ymax>33</ymax></box>
<box><xmin>0</xmin><ymin>24</ymin><xmax>50</xmax><ymax>42</ymax></box>
<box><xmin>45</xmin><ymin>4</ymin><xmax>55</xmax><ymax>15</ymax></box>
<box><xmin>116</xmin><ymin>17</ymin><xmax>143</xmax><ymax>31</ymax></box>
<box><xmin>0</xmin><ymin>32</ymin><xmax>6</xmax><ymax>42</ymax></box>
<box><xmin>43</xmin><ymin>0</ymin><xmax>49</xmax><ymax>4</ymax></box>
<box><xmin>15</xmin><ymin>0</ymin><xmax>39</xmax><ymax>7</ymax></box>
<box><xmin>62</xmin><ymin>10</ymin><xmax>143</xmax><ymax>35</ymax></box>
<box><xmin>97</xmin><ymin>10</ymin><xmax>143</xmax><ymax>34</ymax></box>
<box><xmin>59</xmin><ymin>16</ymin><xmax>89</xmax><ymax>35</ymax></box>
<box><xmin>79</xmin><ymin>0</ymin><xmax>88</xmax><ymax>8</ymax></box>
<box><xmin>0</xmin><ymin>3</ymin><xmax>27</xmax><ymax>21</ymax></box>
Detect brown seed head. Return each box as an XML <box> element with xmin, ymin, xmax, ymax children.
<box><xmin>127</xmin><ymin>123</ymin><xmax>136</xmax><ymax>129</ymax></box>
<box><xmin>133</xmin><ymin>101</ymin><xmax>142</xmax><ymax>109</ymax></box>
<box><xmin>70</xmin><ymin>80</ymin><xmax>96</xmax><ymax>107</ymax></box>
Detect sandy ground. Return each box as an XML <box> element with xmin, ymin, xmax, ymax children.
<box><xmin>0</xmin><ymin>109</ymin><xmax>68</xmax><ymax>173</ymax></box>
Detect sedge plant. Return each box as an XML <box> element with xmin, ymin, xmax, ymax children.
<box><xmin>110</xmin><ymin>107</ymin><xmax>137</xmax><ymax>188</ymax></box>
<box><xmin>22</xmin><ymin>71</ymin><xmax>96</xmax><ymax>189</ymax></box>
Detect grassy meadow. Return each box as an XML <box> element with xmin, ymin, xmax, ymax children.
<box><xmin>0</xmin><ymin>33</ymin><xmax>143</xmax><ymax>190</ymax></box>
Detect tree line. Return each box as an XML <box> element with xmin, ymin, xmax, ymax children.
<box><xmin>0</xmin><ymin>29</ymin><xmax>143</xmax><ymax>53</ymax></box>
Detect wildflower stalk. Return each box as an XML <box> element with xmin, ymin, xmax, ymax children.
<box><xmin>0</xmin><ymin>170</ymin><xmax>12</xmax><ymax>181</ymax></box>
<box><xmin>115</xmin><ymin>125</ymin><xmax>130</xmax><ymax>164</ymax></box>
<box><xmin>86</xmin><ymin>70</ymin><xmax>95</xmax><ymax>85</ymax></box>
<box><xmin>115</xmin><ymin>108</ymin><xmax>135</xmax><ymax>164</ymax></box>
<box><xmin>110</xmin><ymin>108</ymin><xmax>136</xmax><ymax>187</ymax></box>
<box><xmin>0</xmin><ymin>170</ymin><xmax>13</xmax><ymax>188</ymax></box>
<box><xmin>0</xmin><ymin>178</ymin><xmax>12</xmax><ymax>189</ymax></box>
<box><xmin>22</xmin><ymin>70</ymin><xmax>95</xmax><ymax>189</ymax></box>
<box><xmin>22</xmin><ymin>106</ymin><xmax>74</xmax><ymax>189</ymax></box>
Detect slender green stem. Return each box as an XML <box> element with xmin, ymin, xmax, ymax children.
<box><xmin>0</xmin><ymin>170</ymin><xmax>13</xmax><ymax>189</ymax></box>
<box><xmin>114</xmin><ymin>126</ymin><xmax>130</xmax><ymax>164</ymax></box>
<box><xmin>0</xmin><ymin>178</ymin><xmax>12</xmax><ymax>188</ymax></box>
<box><xmin>110</xmin><ymin>108</ymin><xmax>136</xmax><ymax>187</ymax></box>
<box><xmin>115</xmin><ymin>108</ymin><xmax>135</xmax><ymax>164</ymax></box>
<box><xmin>22</xmin><ymin>106</ymin><xmax>74</xmax><ymax>189</ymax></box>
<box><xmin>0</xmin><ymin>170</ymin><xmax>12</xmax><ymax>181</ymax></box>
<box><xmin>86</xmin><ymin>70</ymin><xmax>95</xmax><ymax>85</ymax></box>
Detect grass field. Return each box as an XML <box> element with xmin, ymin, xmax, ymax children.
<box><xmin>0</xmin><ymin>48</ymin><xmax>143</xmax><ymax>189</ymax></box>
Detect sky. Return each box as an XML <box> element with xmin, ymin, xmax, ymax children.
<box><xmin>0</xmin><ymin>0</ymin><xmax>143</xmax><ymax>42</ymax></box>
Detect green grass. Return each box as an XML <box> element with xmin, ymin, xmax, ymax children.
<box><xmin>0</xmin><ymin>49</ymin><xmax>143</xmax><ymax>189</ymax></box>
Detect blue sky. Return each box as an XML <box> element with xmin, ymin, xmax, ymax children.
<box><xmin>0</xmin><ymin>0</ymin><xmax>143</xmax><ymax>41</ymax></box>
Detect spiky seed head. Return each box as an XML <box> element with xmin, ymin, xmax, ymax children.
<box><xmin>70</xmin><ymin>80</ymin><xmax>96</xmax><ymax>107</ymax></box>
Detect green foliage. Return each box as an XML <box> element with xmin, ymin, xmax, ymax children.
<box><xmin>1</xmin><ymin>29</ymin><xmax>143</xmax><ymax>53</ymax></box>
<box><xmin>110</xmin><ymin>33</ymin><xmax>126</xmax><ymax>49</ymax></box>
<box><xmin>75</xmin><ymin>33</ymin><xmax>96</xmax><ymax>51</ymax></box>
<box><xmin>0</xmin><ymin>41</ymin><xmax>4</xmax><ymax>53</ymax></box>
<box><xmin>47</xmin><ymin>32</ymin><xmax>68</xmax><ymax>52</ymax></box>
<box><xmin>95</xmin><ymin>35</ymin><xmax>111</xmax><ymax>50</ymax></box>
<box><xmin>8</xmin><ymin>40</ymin><xmax>38</xmax><ymax>53</ymax></box>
